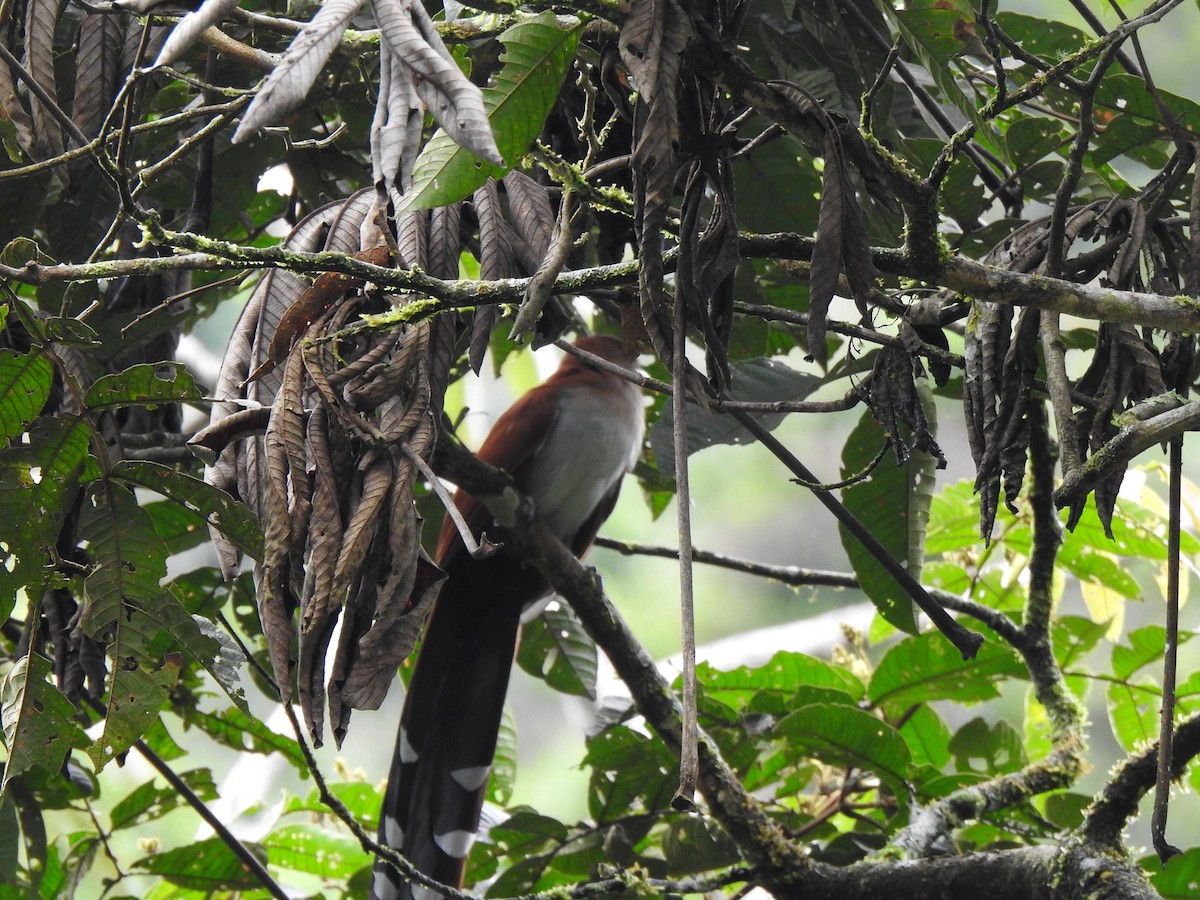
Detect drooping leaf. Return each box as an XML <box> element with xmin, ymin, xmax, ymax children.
<box><xmin>399</xmin><ymin>13</ymin><xmax>582</xmax><ymax>211</ymax></box>
<box><xmin>232</xmin><ymin>0</ymin><xmax>364</xmax><ymax>142</ymax></box>
<box><xmin>839</xmin><ymin>410</ymin><xmax>925</xmax><ymax>634</ymax></box>
<box><xmin>0</xmin><ymin>416</ymin><xmax>92</xmax><ymax>616</ymax></box>
<box><xmin>0</xmin><ymin>349</ymin><xmax>52</xmax><ymax>446</ymax></box>
<box><xmin>111</xmin><ymin>460</ymin><xmax>262</xmax><ymax>562</ymax></box>
<box><xmin>0</xmin><ymin>654</ymin><xmax>91</xmax><ymax>799</ymax></box>
<box><xmin>152</xmin><ymin>0</ymin><xmax>239</xmax><ymax>68</ymax></box>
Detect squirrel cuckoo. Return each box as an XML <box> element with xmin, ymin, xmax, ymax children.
<box><xmin>370</xmin><ymin>335</ymin><xmax>645</xmax><ymax>900</ymax></box>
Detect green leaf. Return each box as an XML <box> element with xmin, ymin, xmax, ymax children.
<box><xmin>661</xmin><ymin>816</ymin><xmax>740</xmax><ymax>876</ymax></box>
<box><xmin>948</xmin><ymin>717</ymin><xmax>1025</xmax><ymax>775</ymax></box>
<box><xmin>888</xmin><ymin>0</ymin><xmax>1000</xmax><ymax>154</ymax></box>
<box><xmin>517</xmin><ymin>602</ymin><xmax>597</xmax><ymax>699</ymax></box>
<box><xmin>77</xmin><ymin>482</ymin><xmax>228</xmax><ymax>765</ymax></box>
<box><xmin>868</xmin><ymin>632</ymin><xmax>1027</xmax><ymax>715</ymax></box>
<box><xmin>109</xmin><ymin>769</ymin><xmax>217</xmax><ymax>831</ymax></box>
<box><xmin>134</xmin><ymin>837</ymin><xmax>264</xmax><ymax>890</ymax></box>
<box><xmin>898</xmin><ymin>703</ymin><xmax>952</xmax><ymax>770</ymax></box>
<box><xmin>87</xmin><ymin>657</ymin><xmax>181</xmax><ymax>771</ymax></box>
<box><xmin>1106</xmin><ymin>677</ymin><xmax>1159</xmax><ymax>752</ymax></box>
<box><xmin>0</xmin><ymin>349</ymin><xmax>52</xmax><ymax>447</ymax></box>
<box><xmin>697</xmin><ymin>651</ymin><xmax>865</xmax><ymax>711</ymax></box>
<box><xmin>111</xmin><ymin>460</ymin><xmax>262</xmax><ymax>562</ymax></box>
<box><xmin>1054</xmin><ymin>615</ymin><xmax>1110</xmax><ymax>669</ymax></box>
<box><xmin>179</xmin><ymin>706</ymin><xmax>306</xmax><ymax>773</ymax></box>
<box><xmin>0</xmin><ymin>415</ymin><xmax>92</xmax><ymax>620</ymax></box>
<box><xmin>839</xmin><ymin>409</ymin><xmax>929</xmax><ymax>633</ymax></box>
<box><xmin>285</xmin><ymin>781</ymin><xmax>380</xmax><ymax>829</ymax></box>
<box><xmin>1150</xmin><ymin>847</ymin><xmax>1200</xmax><ymax>898</ymax></box>
<box><xmin>775</xmin><ymin>703</ymin><xmax>912</xmax><ymax>801</ymax></box>
<box><xmin>400</xmin><ymin>13</ymin><xmax>582</xmax><ymax>211</ymax></box>
<box><xmin>1112</xmin><ymin>625</ymin><xmax>1190</xmax><ymax>680</ymax></box>
<box><xmin>262</xmin><ymin>824</ymin><xmax>369</xmax><ymax>879</ymax></box>
<box><xmin>83</xmin><ymin>362</ymin><xmax>202</xmax><ymax>410</ymax></box>
<box><xmin>0</xmin><ymin>654</ymin><xmax>91</xmax><ymax>799</ymax></box>
<box><xmin>583</xmin><ymin>726</ymin><xmax>678</xmax><ymax>822</ymax></box>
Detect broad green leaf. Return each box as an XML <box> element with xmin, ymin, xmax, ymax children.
<box><xmin>77</xmin><ymin>482</ymin><xmax>226</xmax><ymax>765</ymax></box>
<box><xmin>1053</xmin><ymin>615</ymin><xmax>1110</xmax><ymax>669</ymax></box>
<box><xmin>1041</xmin><ymin>792</ymin><xmax>1090</xmax><ymax>830</ymax></box>
<box><xmin>1106</xmin><ymin>678</ymin><xmax>1159</xmax><ymax>752</ymax></box>
<box><xmin>400</xmin><ymin>13</ymin><xmax>582</xmax><ymax>211</ymax></box>
<box><xmin>888</xmin><ymin>0</ymin><xmax>1001</xmax><ymax>154</ymax></box>
<box><xmin>1112</xmin><ymin>625</ymin><xmax>1191</xmax><ymax>680</ymax></box>
<box><xmin>111</xmin><ymin>460</ymin><xmax>263</xmax><ymax>562</ymax></box>
<box><xmin>697</xmin><ymin>651</ymin><xmax>866</xmax><ymax>709</ymax></box>
<box><xmin>776</xmin><ymin>703</ymin><xmax>912</xmax><ymax>801</ymax></box>
<box><xmin>839</xmin><ymin>409</ymin><xmax>928</xmax><ymax>633</ymax></box>
<box><xmin>868</xmin><ymin>632</ymin><xmax>1026</xmax><ymax>714</ymax></box>
<box><xmin>898</xmin><ymin>703</ymin><xmax>952</xmax><ymax>770</ymax></box>
<box><xmin>583</xmin><ymin>726</ymin><xmax>678</xmax><ymax>822</ymax></box>
<box><xmin>0</xmin><ymin>349</ymin><xmax>52</xmax><ymax>446</ymax></box>
<box><xmin>142</xmin><ymin>499</ymin><xmax>215</xmax><ymax>556</ymax></box>
<box><xmin>489</xmin><ymin>810</ymin><xmax>569</xmax><ymax>857</ymax></box>
<box><xmin>0</xmin><ymin>654</ymin><xmax>91</xmax><ymax>798</ymax></box>
<box><xmin>87</xmin><ymin>657</ymin><xmax>181</xmax><ymax>771</ymax></box>
<box><xmin>285</xmin><ymin>781</ymin><xmax>380</xmax><ymax>828</ymax></box>
<box><xmin>517</xmin><ymin>602</ymin><xmax>597</xmax><ymax>699</ymax></box>
<box><xmin>1151</xmin><ymin>847</ymin><xmax>1200</xmax><ymax>897</ymax></box>
<box><xmin>84</xmin><ymin>362</ymin><xmax>201</xmax><ymax>410</ymax></box>
<box><xmin>0</xmin><ymin>415</ymin><xmax>92</xmax><ymax>617</ymax></box>
<box><xmin>134</xmin><ymin>837</ymin><xmax>263</xmax><ymax>891</ymax></box>
<box><xmin>262</xmin><ymin>824</ymin><xmax>369</xmax><ymax>879</ymax></box>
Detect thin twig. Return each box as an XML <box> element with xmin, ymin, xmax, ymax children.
<box><xmin>671</xmin><ymin>278</ymin><xmax>699</xmax><ymax>811</ymax></box>
<box><xmin>1152</xmin><ymin>435</ymin><xmax>1183</xmax><ymax>861</ymax></box>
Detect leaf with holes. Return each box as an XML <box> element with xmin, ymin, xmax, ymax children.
<box><xmin>84</xmin><ymin>362</ymin><xmax>202</xmax><ymax>410</ymax></box>
<box><xmin>0</xmin><ymin>349</ymin><xmax>52</xmax><ymax>446</ymax></box>
<box><xmin>518</xmin><ymin>602</ymin><xmax>598</xmax><ymax>699</ymax></box>
<box><xmin>0</xmin><ymin>654</ymin><xmax>92</xmax><ymax>799</ymax></box>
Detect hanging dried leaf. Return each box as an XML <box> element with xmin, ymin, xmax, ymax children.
<box><xmin>621</xmin><ymin>0</ymin><xmax>692</xmax><ymax>366</ymax></box>
<box><xmin>233</xmin><ymin>0</ymin><xmax>364</xmax><ymax>142</ymax></box>
<box><xmin>471</xmin><ymin>179</ymin><xmax>520</xmax><ymax>370</ymax></box>
<box><xmin>153</xmin><ymin>0</ymin><xmax>239</xmax><ymax>69</ymax></box>
<box><xmin>373</xmin><ymin>0</ymin><xmax>501</xmax><ymax>166</ymax></box>
<box><xmin>23</xmin><ymin>0</ymin><xmax>65</xmax><ymax>157</ymax></box>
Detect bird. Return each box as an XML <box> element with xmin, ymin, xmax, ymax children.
<box><xmin>370</xmin><ymin>334</ymin><xmax>645</xmax><ymax>900</ymax></box>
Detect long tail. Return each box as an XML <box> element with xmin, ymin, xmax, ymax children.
<box><xmin>370</xmin><ymin>560</ymin><xmax>536</xmax><ymax>900</ymax></box>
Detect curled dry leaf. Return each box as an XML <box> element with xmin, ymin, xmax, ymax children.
<box><xmin>373</xmin><ymin>0</ymin><xmax>502</xmax><ymax>167</ymax></box>
<box><xmin>233</xmin><ymin>0</ymin><xmax>365</xmax><ymax>142</ymax></box>
<box><xmin>153</xmin><ymin>0</ymin><xmax>240</xmax><ymax>69</ymax></box>
<box><xmin>203</xmin><ymin>191</ymin><xmax>445</xmax><ymax>736</ymax></box>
